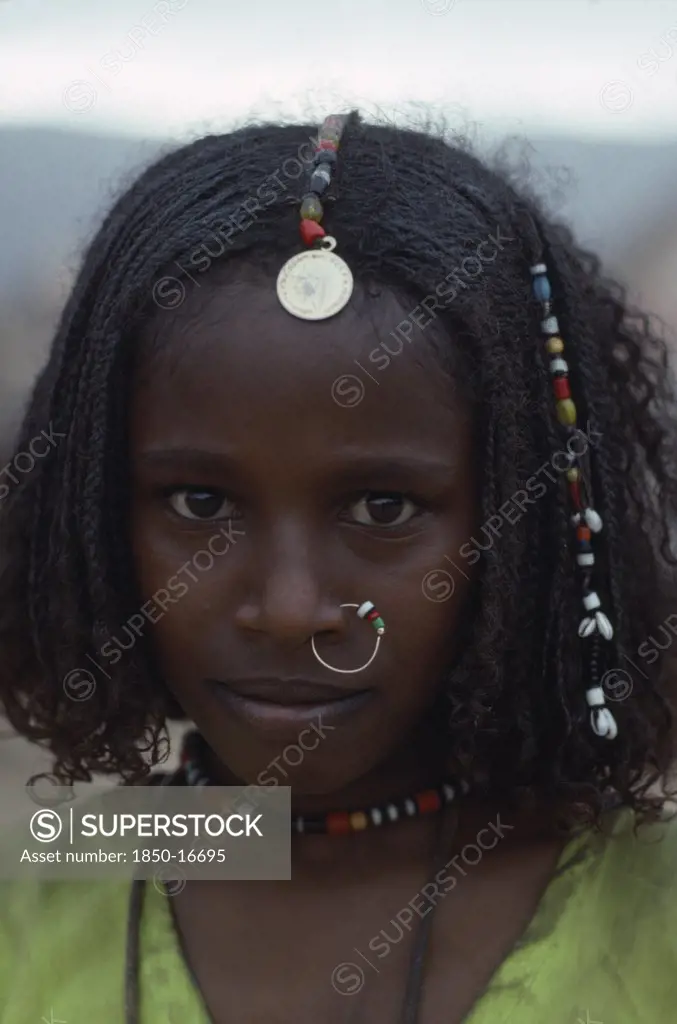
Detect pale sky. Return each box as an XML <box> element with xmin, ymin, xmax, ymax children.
<box><xmin>1</xmin><ymin>0</ymin><xmax>677</xmax><ymax>140</ymax></box>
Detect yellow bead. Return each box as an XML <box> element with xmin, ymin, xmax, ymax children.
<box><xmin>300</xmin><ymin>194</ymin><xmax>323</xmax><ymax>221</ymax></box>
<box><xmin>556</xmin><ymin>399</ymin><xmax>577</xmax><ymax>426</ymax></box>
<box><xmin>546</xmin><ymin>336</ymin><xmax>565</xmax><ymax>354</ymax></box>
<box><xmin>566</xmin><ymin>468</ymin><xmax>580</xmax><ymax>482</ymax></box>
<box><xmin>349</xmin><ymin>811</ymin><xmax>369</xmax><ymax>831</ymax></box>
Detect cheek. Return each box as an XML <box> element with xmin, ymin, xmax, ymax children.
<box><xmin>131</xmin><ymin>509</ymin><xmax>232</xmax><ymax>675</ymax></box>
<box><xmin>381</xmin><ymin>498</ymin><xmax>478</xmax><ymax>694</ymax></box>
<box><xmin>384</xmin><ymin>556</ymin><xmax>473</xmax><ymax>695</ymax></box>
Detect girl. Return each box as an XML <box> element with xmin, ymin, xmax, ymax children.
<box><xmin>0</xmin><ymin>112</ymin><xmax>676</xmax><ymax>1023</ymax></box>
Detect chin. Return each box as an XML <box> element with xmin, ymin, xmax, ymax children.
<box><xmin>234</xmin><ymin>744</ymin><xmax>383</xmax><ymax>796</ymax></box>
<box><xmin>195</xmin><ymin>716</ymin><xmax>388</xmax><ymax>800</ymax></box>
<box><xmin>187</xmin><ymin>682</ymin><xmax>390</xmax><ymax>793</ymax></box>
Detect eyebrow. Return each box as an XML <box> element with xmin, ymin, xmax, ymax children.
<box><xmin>321</xmin><ymin>450</ymin><xmax>461</xmax><ymax>476</ymax></box>
<box><xmin>135</xmin><ymin>449</ymin><xmax>242</xmax><ymax>471</ymax></box>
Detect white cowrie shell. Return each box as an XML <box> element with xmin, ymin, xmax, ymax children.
<box><xmin>595</xmin><ymin>611</ymin><xmax>614</xmax><ymax>641</ymax></box>
<box><xmin>578</xmin><ymin>617</ymin><xmax>597</xmax><ymax>638</ymax></box>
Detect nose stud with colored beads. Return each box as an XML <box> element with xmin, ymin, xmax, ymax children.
<box><xmin>311</xmin><ymin>601</ymin><xmax>385</xmax><ymax>675</ymax></box>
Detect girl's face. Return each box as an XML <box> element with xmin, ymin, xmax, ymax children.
<box><xmin>131</xmin><ymin>276</ymin><xmax>477</xmax><ymax>794</ymax></box>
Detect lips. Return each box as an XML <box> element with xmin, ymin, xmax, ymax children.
<box><xmin>205</xmin><ymin>677</ymin><xmax>376</xmax><ymax>733</ymax></box>
<box><xmin>206</xmin><ymin>677</ymin><xmax>368</xmax><ymax>706</ymax></box>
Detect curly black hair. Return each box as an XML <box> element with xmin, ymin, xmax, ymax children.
<box><xmin>1</xmin><ymin>112</ymin><xmax>676</xmax><ymax>823</ymax></box>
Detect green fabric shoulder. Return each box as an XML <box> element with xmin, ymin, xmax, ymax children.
<box><xmin>469</xmin><ymin>808</ymin><xmax>677</xmax><ymax>1024</ymax></box>
<box><xmin>0</xmin><ymin>878</ymin><xmax>130</xmax><ymax>1021</ymax></box>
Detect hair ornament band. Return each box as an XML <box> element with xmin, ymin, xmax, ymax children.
<box><xmin>529</xmin><ymin>261</ymin><xmax>618</xmax><ymax>741</ymax></box>
<box><xmin>276</xmin><ymin>114</ymin><xmax>354</xmax><ymax>321</ymax></box>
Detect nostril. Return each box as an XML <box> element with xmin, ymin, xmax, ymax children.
<box><xmin>235</xmin><ymin>595</ymin><xmax>346</xmax><ymax>645</ymax></box>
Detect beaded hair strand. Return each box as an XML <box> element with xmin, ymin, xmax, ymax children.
<box><xmin>277</xmin><ymin>115</ymin><xmax>620</xmax><ymax>744</ymax></box>
<box><xmin>449</xmin><ymin>181</ymin><xmax>621</xmax><ymax>743</ymax></box>
<box><xmin>528</xmin><ymin>258</ymin><xmax>618</xmax><ymax>741</ymax></box>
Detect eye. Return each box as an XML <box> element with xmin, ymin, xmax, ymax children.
<box><xmin>167</xmin><ymin>489</ymin><xmax>237</xmax><ymax>521</ymax></box>
<box><xmin>347</xmin><ymin>492</ymin><xmax>420</xmax><ymax>528</ymax></box>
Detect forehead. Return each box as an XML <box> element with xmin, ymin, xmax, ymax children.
<box><xmin>133</xmin><ymin>275</ymin><xmax>471</xmax><ymax>462</ymax></box>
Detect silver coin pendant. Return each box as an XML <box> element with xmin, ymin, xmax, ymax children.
<box><xmin>276</xmin><ymin>238</ymin><xmax>353</xmax><ymax>321</ymax></box>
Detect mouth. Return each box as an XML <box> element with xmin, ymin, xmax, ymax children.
<box><xmin>205</xmin><ymin>677</ymin><xmax>376</xmax><ymax>732</ymax></box>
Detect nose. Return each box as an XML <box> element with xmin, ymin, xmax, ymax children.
<box><xmin>235</xmin><ymin>522</ymin><xmax>345</xmax><ymax>648</ymax></box>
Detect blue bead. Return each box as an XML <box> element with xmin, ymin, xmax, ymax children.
<box><xmin>532</xmin><ymin>275</ymin><xmax>551</xmax><ymax>302</ymax></box>
<box><xmin>313</xmin><ymin>149</ymin><xmax>338</xmax><ymax>166</ymax></box>
<box><xmin>578</xmin><ymin>539</ymin><xmax>592</xmax><ymax>553</ymax></box>
<box><xmin>309</xmin><ymin>168</ymin><xmax>331</xmax><ymax>195</ymax></box>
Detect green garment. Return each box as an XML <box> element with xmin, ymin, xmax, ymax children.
<box><xmin>0</xmin><ymin>810</ymin><xmax>675</xmax><ymax>1022</ymax></box>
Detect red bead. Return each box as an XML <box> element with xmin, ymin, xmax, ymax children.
<box><xmin>577</xmin><ymin>525</ymin><xmax>591</xmax><ymax>542</ymax></box>
<box><xmin>416</xmin><ymin>790</ymin><xmax>442</xmax><ymax>815</ymax></box>
<box><xmin>317</xmin><ymin>140</ymin><xmax>338</xmax><ymax>151</ymax></box>
<box><xmin>300</xmin><ymin>219</ymin><xmax>325</xmax><ymax>246</ymax></box>
<box><xmin>553</xmin><ymin>377</ymin><xmax>571</xmax><ymax>399</ymax></box>
<box><xmin>366</xmin><ymin>610</ymin><xmax>380</xmax><ymax>621</ymax></box>
<box><xmin>569</xmin><ymin>481</ymin><xmax>581</xmax><ymax>509</ymax></box>
<box><xmin>326</xmin><ymin>812</ymin><xmax>352</xmax><ymax>836</ymax></box>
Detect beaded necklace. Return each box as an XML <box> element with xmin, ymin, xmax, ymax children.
<box><xmin>180</xmin><ymin>728</ymin><xmax>463</xmax><ymax>836</ymax></box>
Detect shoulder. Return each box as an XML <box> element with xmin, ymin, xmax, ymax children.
<box><xmin>592</xmin><ymin>805</ymin><xmax>677</xmax><ymax>891</ymax></box>
<box><xmin>0</xmin><ymin>873</ymin><xmax>130</xmax><ymax>927</ymax></box>
<box><xmin>0</xmin><ymin>877</ymin><xmax>130</xmax><ymax>1019</ymax></box>
<box><xmin>580</xmin><ymin>806</ymin><xmax>677</xmax><ymax>1000</ymax></box>
<box><xmin>468</xmin><ymin>808</ymin><xmax>677</xmax><ymax>1021</ymax></box>
<box><xmin>0</xmin><ymin>778</ymin><xmax>172</xmax><ymax>944</ymax></box>
<box><xmin>0</xmin><ymin>875</ymin><xmax>131</xmax><ymax>954</ymax></box>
